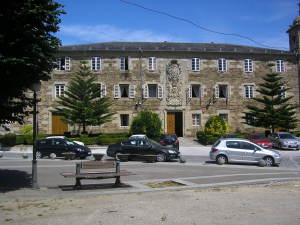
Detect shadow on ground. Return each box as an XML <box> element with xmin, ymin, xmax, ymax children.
<box><xmin>59</xmin><ymin>183</ymin><xmax>132</xmax><ymax>191</ymax></box>
<box><xmin>0</xmin><ymin>169</ymin><xmax>32</xmax><ymax>192</ymax></box>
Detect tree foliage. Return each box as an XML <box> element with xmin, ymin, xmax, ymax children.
<box><xmin>0</xmin><ymin>0</ymin><xmax>65</xmax><ymax>126</ymax></box>
<box><xmin>52</xmin><ymin>62</ymin><xmax>114</xmax><ymax>134</ymax></box>
<box><xmin>130</xmin><ymin>111</ymin><xmax>162</xmax><ymax>138</ymax></box>
<box><xmin>204</xmin><ymin>115</ymin><xmax>229</xmax><ymax>136</ymax></box>
<box><xmin>243</xmin><ymin>72</ymin><xmax>298</xmax><ymax>132</ymax></box>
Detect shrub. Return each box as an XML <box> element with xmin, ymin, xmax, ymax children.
<box><xmin>0</xmin><ymin>133</ymin><xmax>16</xmax><ymax>147</ymax></box>
<box><xmin>96</xmin><ymin>137</ymin><xmax>125</xmax><ymax>145</ymax></box>
<box><xmin>20</xmin><ymin>125</ymin><xmax>33</xmax><ymax>135</ymax></box>
<box><xmin>204</xmin><ymin>116</ymin><xmax>229</xmax><ymax>136</ymax></box>
<box><xmin>196</xmin><ymin>131</ymin><xmax>220</xmax><ymax>145</ymax></box>
<box><xmin>130</xmin><ymin>111</ymin><xmax>162</xmax><ymax>138</ymax></box>
<box><xmin>99</xmin><ymin>133</ymin><xmax>129</xmax><ymax>138</ymax></box>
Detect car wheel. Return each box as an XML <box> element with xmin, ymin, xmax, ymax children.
<box><xmin>264</xmin><ymin>156</ymin><xmax>274</xmax><ymax>167</ymax></box>
<box><xmin>36</xmin><ymin>151</ymin><xmax>42</xmax><ymax>159</ymax></box>
<box><xmin>49</xmin><ymin>153</ymin><xmax>56</xmax><ymax>159</ymax></box>
<box><xmin>157</xmin><ymin>153</ymin><xmax>166</xmax><ymax>162</ymax></box>
<box><xmin>216</xmin><ymin>155</ymin><xmax>227</xmax><ymax>165</ymax></box>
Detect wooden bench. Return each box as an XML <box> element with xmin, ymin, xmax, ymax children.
<box><xmin>61</xmin><ymin>160</ymin><xmax>132</xmax><ymax>189</ymax></box>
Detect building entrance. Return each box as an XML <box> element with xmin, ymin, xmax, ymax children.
<box><xmin>52</xmin><ymin>114</ymin><xmax>68</xmax><ymax>134</ymax></box>
<box><xmin>167</xmin><ymin>112</ymin><xmax>183</xmax><ymax>137</ymax></box>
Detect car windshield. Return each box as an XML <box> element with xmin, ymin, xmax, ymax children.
<box><xmin>251</xmin><ymin>135</ymin><xmax>266</xmax><ymax>140</ymax></box>
<box><xmin>279</xmin><ymin>133</ymin><xmax>295</xmax><ymax>139</ymax></box>
<box><xmin>65</xmin><ymin>140</ymin><xmax>76</xmax><ymax>145</ymax></box>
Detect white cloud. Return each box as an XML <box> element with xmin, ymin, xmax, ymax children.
<box><xmin>60</xmin><ymin>24</ymin><xmax>188</xmax><ymax>43</ymax></box>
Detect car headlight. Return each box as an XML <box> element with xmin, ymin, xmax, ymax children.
<box><xmin>168</xmin><ymin>150</ymin><xmax>176</xmax><ymax>154</ymax></box>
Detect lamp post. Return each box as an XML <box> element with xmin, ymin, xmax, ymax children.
<box><xmin>30</xmin><ymin>81</ymin><xmax>41</xmax><ymax>189</ymax></box>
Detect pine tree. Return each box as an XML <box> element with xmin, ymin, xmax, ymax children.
<box><xmin>243</xmin><ymin>72</ymin><xmax>298</xmax><ymax>132</ymax></box>
<box><xmin>52</xmin><ymin>62</ymin><xmax>114</xmax><ymax>134</ymax></box>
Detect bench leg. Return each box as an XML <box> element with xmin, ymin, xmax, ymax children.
<box><xmin>114</xmin><ymin>176</ymin><xmax>121</xmax><ymax>186</ymax></box>
<box><xmin>74</xmin><ymin>178</ymin><xmax>82</xmax><ymax>189</ymax></box>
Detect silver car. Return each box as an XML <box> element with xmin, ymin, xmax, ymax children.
<box><xmin>209</xmin><ymin>138</ymin><xmax>281</xmax><ymax>167</ymax></box>
<box><xmin>268</xmin><ymin>132</ymin><xmax>300</xmax><ymax>150</ymax></box>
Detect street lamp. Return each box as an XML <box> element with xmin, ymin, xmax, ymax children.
<box><xmin>30</xmin><ymin>81</ymin><xmax>41</xmax><ymax>189</ymax></box>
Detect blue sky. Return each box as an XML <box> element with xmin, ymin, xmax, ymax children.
<box><xmin>56</xmin><ymin>0</ymin><xmax>298</xmax><ymax>50</ymax></box>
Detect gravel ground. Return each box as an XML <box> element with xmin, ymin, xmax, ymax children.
<box><xmin>1</xmin><ymin>181</ymin><xmax>300</xmax><ymax>225</ymax></box>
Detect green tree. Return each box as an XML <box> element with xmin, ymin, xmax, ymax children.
<box><xmin>0</xmin><ymin>0</ymin><xmax>65</xmax><ymax>126</ymax></box>
<box><xmin>52</xmin><ymin>62</ymin><xmax>114</xmax><ymax>134</ymax></box>
<box><xmin>204</xmin><ymin>115</ymin><xmax>229</xmax><ymax>136</ymax></box>
<box><xmin>243</xmin><ymin>72</ymin><xmax>298</xmax><ymax>132</ymax></box>
<box><xmin>130</xmin><ymin>111</ymin><xmax>162</xmax><ymax>138</ymax></box>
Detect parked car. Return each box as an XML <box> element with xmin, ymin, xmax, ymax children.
<box><xmin>159</xmin><ymin>134</ymin><xmax>179</xmax><ymax>150</ymax></box>
<box><xmin>107</xmin><ymin>137</ymin><xmax>180</xmax><ymax>162</ymax></box>
<box><xmin>35</xmin><ymin>138</ymin><xmax>91</xmax><ymax>159</ymax></box>
<box><xmin>46</xmin><ymin>136</ymin><xmax>85</xmax><ymax>146</ymax></box>
<box><xmin>247</xmin><ymin>134</ymin><xmax>272</xmax><ymax>148</ymax></box>
<box><xmin>269</xmin><ymin>132</ymin><xmax>300</xmax><ymax>150</ymax></box>
<box><xmin>209</xmin><ymin>138</ymin><xmax>281</xmax><ymax>167</ymax></box>
<box><xmin>129</xmin><ymin>134</ymin><xmax>148</xmax><ymax>140</ymax></box>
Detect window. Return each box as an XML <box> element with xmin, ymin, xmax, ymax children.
<box><xmin>244</xmin><ymin>85</ymin><xmax>254</xmax><ymax>99</ymax></box>
<box><xmin>148</xmin><ymin>57</ymin><xmax>156</xmax><ymax>71</ymax></box>
<box><xmin>120</xmin><ymin>114</ymin><xmax>129</xmax><ymax>127</ymax></box>
<box><xmin>245</xmin><ymin>113</ymin><xmax>255</xmax><ymax>125</ymax></box>
<box><xmin>192</xmin><ymin>58</ymin><xmax>200</xmax><ymax>71</ymax></box>
<box><xmin>192</xmin><ymin>114</ymin><xmax>201</xmax><ymax>126</ymax></box>
<box><xmin>218</xmin><ymin>58</ymin><xmax>227</xmax><ymax>72</ymax></box>
<box><xmin>120</xmin><ymin>57</ymin><xmax>128</xmax><ymax>70</ymax></box>
<box><xmin>96</xmin><ymin>83</ymin><xmax>106</xmax><ymax>98</ymax></box>
<box><xmin>244</xmin><ymin>59</ymin><xmax>253</xmax><ymax>72</ymax></box>
<box><xmin>215</xmin><ymin>84</ymin><xmax>228</xmax><ymax>98</ymax></box>
<box><xmin>91</xmin><ymin>57</ymin><xmax>101</xmax><ymax>70</ymax></box>
<box><xmin>188</xmin><ymin>84</ymin><xmax>201</xmax><ymax>98</ymax></box>
<box><xmin>279</xmin><ymin>85</ymin><xmax>286</xmax><ymax>99</ymax></box>
<box><xmin>226</xmin><ymin>141</ymin><xmax>241</xmax><ymax>149</ymax></box>
<box><xmin>55</xmin><ymin>84</ymin><xmax>65</xmax><ymax>98</ymax></box>
<box><xmin>143</xmin><ymin>84</ymin><xmax>163</xmax><ymax>99</ymax></box>
<box><xmin>240</xmin><ymin>142</ymin><xmax>257</xmax><ymax>150</ymax></box>
<box><xmin>114</xmin><ymin>84</ymin><xmax>135</xmax><ymax>98</ymax></box>
<box><xmin>219</xmin><ymin>113</ymin><xmax>228</xmax><ymax>122</ymax></box>
<box><xmin>54</xmin><ymin>57</ymin><xmax>71</xmax><ymax>71</ymax></box>
<box><xmin>276</xmin><ymin>60</ymin><xmax>284</xmax><ymax>72</ymax></box>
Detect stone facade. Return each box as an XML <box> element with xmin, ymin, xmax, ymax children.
<box><xmin>33</xmin><ymin>42</ymin><xmax>299</xmax><ymax>137</ymax></box>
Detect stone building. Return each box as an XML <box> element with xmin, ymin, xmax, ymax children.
<box><xmin>37</xmin><ymin>39</ymin><xmax>299</xmax><ymax>137</ymax></box>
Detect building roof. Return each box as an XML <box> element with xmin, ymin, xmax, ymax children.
<box><xmin>59</xmin><ymin>42</ymin><xmax>291</xmax><ymax>55</ymax></box>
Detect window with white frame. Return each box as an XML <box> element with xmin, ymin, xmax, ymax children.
<box><xmin>188</xmin><ymin>84</ymin><xmax>201</xmax><ymax>98</ymax></box>
<box><xmin>192</xmin><ymin>58</ymin><xmax>200</xmax><ymax>71</ymax></box>
<box><xmin>244</xmin><ymin>85</ymin><xmax>254</xmax><ymax>99</ymax></box>
<box><xmin>143</xmin><ymin>84</ymin><xmax>163</xmax><ymax>99</ymax></box>
<box><xmin>55</xmin><ymin>84</ymin><xmax>65</xmax><ymax>98</ymax></box>
<box><xmin>276</xmin><ymin>60</ymin><xmax>284</xmax><ymax>72</ymax></box>
<box><xmin>244</xmin><ymin>59</ymin><xmax>253</xmax><ymax>72</ymax></box>
<box><xmin>120</xmin><ymin>57</ymin><xmax>129</xmax><ymax>70</ymax></box>
<box><xmin>218</xmin><ymin>58</ymin><xmax>227</xmax><ymax>72</ymax></box>
<box><xmin>279</xmin><ymin>85</ymin><xmax>286</xmax><ymax>99</ymax></box>
<box><xmin>192</xmin><ymin>114</ymin><xmax>201</xmax><ymax>126</ymax></box>
<box><xmin>219</xmin><ymin>113</ymin><xmax>228</xmax><ymax>122</ymax></box>
<box><xmin>148</xmin><ymin>57</ymin><xmax>156</xmax><ymax>71</ymax></box>
<box><xmin>120</xmin><ymin>114</ymin><xmax>129</xmax><ymax>127</ymax></box>
<box><xmin>95</xmin><ymin>83</ymin><xmax>106</xmax><ymax>98</ymax></box>
<box><xmin>114</xmin><ymin>84</ymin><xmax>135</xmax><ymax>98</ymax></box>
<box><xmin>91</xmin><ymin>57</ymin><xmax>101</xmax><ymax>70</ymax></box>
<box><xmin>215</xmin><ymin>84</ymin><xmax>228</xmax><ymax>98</ymax></box>
<box><xmin>54</xmin><ymin>57</ymin><xmax>71</xmax><ymax>71</ymax></box>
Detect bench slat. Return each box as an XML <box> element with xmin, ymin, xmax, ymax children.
<box><xmin>61</xmin><ymin>171</ymin><xmax>132</xmax><ymax>178</ymax></box>
<box><xmin>79</xmin><ymin>161</ymin><xmax>115</xmax><ymax>169</ymax></box>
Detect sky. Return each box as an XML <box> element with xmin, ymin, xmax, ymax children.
<box><xmin>55</xmin><ymin>0</ymin><xmax>299</xmax><ymax>50</ymax></box>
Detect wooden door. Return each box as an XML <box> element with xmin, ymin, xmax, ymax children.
<box><xmin>52</xmin><ymin>115</ymin><xmax>68</xmax><ymax>134</ymax></box>
<box><xmin>167</xmin><ymin>113</ymin><xmax>175</xmax><ymax>134</ymax></box>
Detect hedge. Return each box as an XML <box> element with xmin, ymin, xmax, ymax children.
<box><xmin>196</xmin><ymin>131</ymin><xmax>220</xmax><ymax>145</ymax></box>
<box><xmin>0</xmin><ymin>133</ymin><xmax>16</xmax><ymax>147</ymax></box>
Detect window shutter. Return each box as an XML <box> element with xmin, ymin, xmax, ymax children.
<box><xmin>158</xmin><ymin>84</ymin><xmax>163</xmax><ymax>99</ymax></box>
<box><xmin>65</xmin><ymin>57</ymin><xmax>71</xmax><ymax>70</ymax></box>
<box><xmin>143</xmin><ymin>84</ymin><xmax>149</xmax><ymax>98</ymax></box>
<box><xmin>214</xmin><ymin>86</ymin><xmax>219</xmax><ymax>98</ymax></box>
<box><xmin>200</xmin><ymin>85</ymin><xmax>204</xmax><ymax>98</ymax></box>
<box><xmin>188</xmin><ymin>85</ymin><xmax>192</xmax><ymax>98</ymax></box>
<box><xmin>129</xmin><ymin>85</ymin><xmax>135</xmax><ymax>98</ymax></box>
<box><xmin>114</xmin><ymin>85</ymin><xmax>120</xmax><ymax>98</ymax></box>
<box><xmin>101</xmin><ymin>84</ymin><xmax>106</xmax><ymax>97</ymax></box>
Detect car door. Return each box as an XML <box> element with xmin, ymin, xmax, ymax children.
<box><xmin>52</xmin><ymin>138</ymin><xmax>68</xmax><ymax>156</ymax></box>
<box><xmin>137</xmin><ymin>139</ymin><xmax>153</xmax><ymax>155</ymax></box>
<box><xmin>121</xmin><ymin>140</ymin><xmax>139</xmax><ymax>155</ymax></box>
<box><xmin>241</xmin><ymin>141</ymin><xmax>263</xmax><ymax>162</ymax></box>
<box><xmin>225</xmin><ymin>141</ymin><xmax>244</xmax><ymax>161</ymax></box>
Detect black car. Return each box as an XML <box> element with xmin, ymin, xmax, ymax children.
<box><xmin>35</xmin><ymin>138</ymin><xmax>91</xmax><ymax>159</ymax></box>
<box><xmin>159</xmin><ymin>134</ymin><xmax>179</xmax><ymax>150</ymax></box>
<box><xmin>107</xmin><ymin>138</ymin><xmax>180</xmax><ymax>162</ymax></box>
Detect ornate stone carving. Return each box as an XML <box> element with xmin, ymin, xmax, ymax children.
<box><xmin>166</xmin><ymin>61</ymin><xmax>182</xmax><ymax>106</ymax></box>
